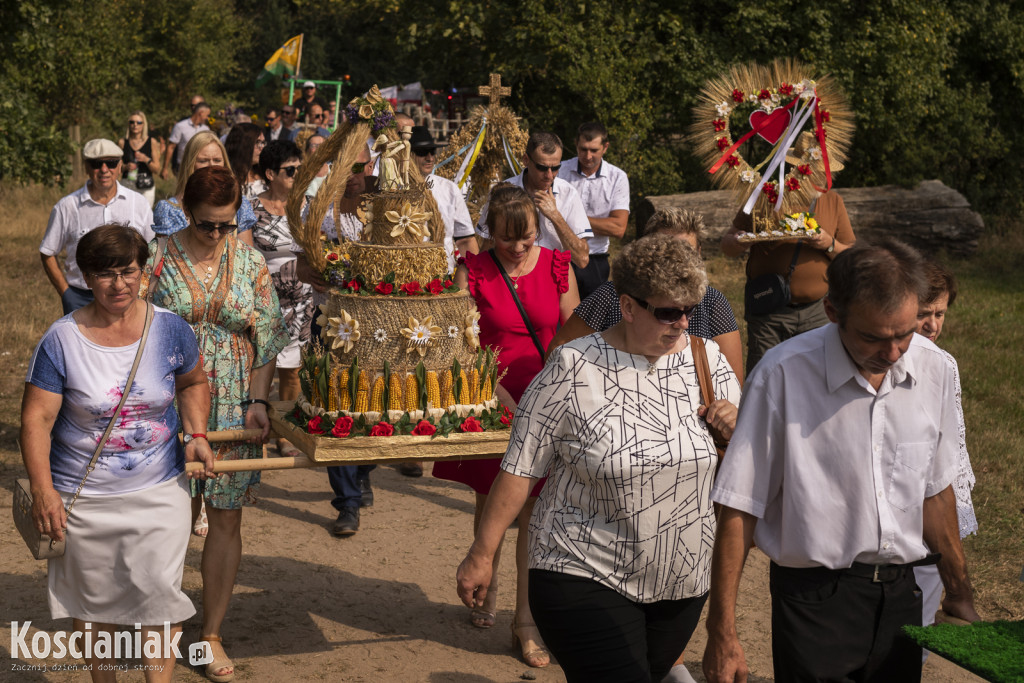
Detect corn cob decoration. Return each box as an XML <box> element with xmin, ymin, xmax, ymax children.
<box><xmin>469</xmin><ymin>368</ymin><xmax>480</xmax><ymax>405</ymax></box>
<box><xmin>440</xmin><ymin>369</ymin><xmax>454</xmax><ymax>408</ymax></box>
<box><xmin>480</xmin><ymin>375</ymin><xmax>492</xmax><ymax>402</ymax></box>
<box><xmin>369</xmin><ymin>374</ymin><xmax>386</xmax><ymax>412</ymax></box>
<box><xmin>388</xmin><ymin>372</ymin><xmax>403</xmax><ymax>410</ymax></box>
<box><xmin>425</xmin><ymin>371</ymin><xmax>440</xmax><ymax>408</ymax></box>
<box><xmin>405</xmin><ymin>373</ymin><xmax>418</xmax><ymax>412</ymax></box>
<box><xmin>354</xmin><ymin>370</ymin><xmax>370</xmax><ymax>413</ymax></box>
<box><xmin>458</xmin><ymin>369</ymin><xmax>470</xmax><ymax>404</ymax></box>
<box><xmin>327</xmin><ymin>367</ymin><xmax>343</xmax><ymax>411</ymax></box>
<box><xmin>337</xmin><ymin>368</ymin><xmax>351</xmax><ymax>411</ymax></box>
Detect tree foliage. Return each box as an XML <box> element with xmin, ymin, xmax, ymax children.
<box><xmin>2</xmin><ymin>0</ymin><xmax>1023</xmax><ymax>217</ymax></box>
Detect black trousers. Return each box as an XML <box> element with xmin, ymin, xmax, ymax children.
<box><xmin>572</xmin><ymin>253</ymin><xmax>610</xmax><ymax>302</ymax></box>
<box><xmin>770</xmin><ymin>562</ymin><xmax>923</xmax><ymax>682</ymax></box>
<box><xmin>529</xmin><ymin>569</ymin><xmax>707</xmax><ymax>683</ymax></box>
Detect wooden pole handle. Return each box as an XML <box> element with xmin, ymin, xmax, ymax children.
<box><xmin>179</xmin><ymin>429</ymin><xmax>263</xmax><ymax>443</ymax></box>
<box><xmin>185</xmin><ymin>456</ymin><xmax>319</xmax><ymax>473</ymax></box>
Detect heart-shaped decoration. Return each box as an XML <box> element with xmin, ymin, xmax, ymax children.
<box><xmin>749</xmin><ymin>109</ymin><xmax>792</xmax><ymax>145</ymax></box>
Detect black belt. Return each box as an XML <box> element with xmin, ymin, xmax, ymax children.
<box><xmin>588</xmin><ymin>253</ymin><xmax>609</xmax><ymax>260</ymax></box>
<box><xmin>845</xmin><ymin>554</ymin><xmax>941</xmax><ymax>583</ymax></box>
<box><xmin>785</xmin><ymin>297</ymin><xmax>823</xmax><ymax>310</ymax></box>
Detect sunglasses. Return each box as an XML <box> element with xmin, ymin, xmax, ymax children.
<box><xmin>266</xmin><ymin>115</ymin><xmax>278</xmax><ymax>121</ymax></box>
<box><xmin>87</xmin><ymin>159</ymin><xmax>120</xmax><ymax>170</ymax></box>
<box><xmin>277</xmin><ymin>164</ymin><xmax>302</xmax><ymax>178</ymax></box>
<box><xmin>282</xmin><ymin>109</ymin><xmax>296</xmax><ymax>116</ymax></box>
<box><xmin>629</xmin><ymin>295</ymin><xmax>697</xmax><ymax>324</ymax></box>
<box><xmin>413</xmin><ymin>149</ymin><xmax>436</xmax><ymax>158</ymax></box>
<box><xmin>351</xmin><ymin>161</ymin><xmax>367</xmax><ymax>174</ymax></box>
<box><xmin>128</xmin><ymin>120</ymin><xmax>143</xmax><ymax>126</ymax></box>
<box><xmin>193</xmin><ymin>220</ymin><xmax>238</xmax><ymax>235</ymax></box>
<box><xmin>528</xmin><ymin>156</ymin><xmax>561</xmax><ymax>173</ymax></box>
<box><xmin>311</xmin><ymin>114</ymin><xmax>323</xmax><ymax>120</ymax></box>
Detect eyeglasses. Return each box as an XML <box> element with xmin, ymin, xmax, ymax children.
<box><xmin>528</xmin><ymin>156</ymin><xmax>561</xmax><ymax>173</ymax></box>
<box><xmin>87</xmin><ymin>158</ymin><xmax>120</xmax><ymax>170</ymax></box>
<box><xmin>277</xmin><ymin>164</ymin><xmax>302</xmax><ymax>178</ymax></box>
<box><xmin>351</xmin><ymin>161</ymin><xmax>367</xmax><ymax>174</ymax></box>
<box><xmin>629</xmin><ymin>295</ymin><xmax>697</xmax><ymax>324</ymax></box>
<box><xmin>128</xmin><ymin>120</ymin><xmax>143</xmax><ymax>126</ymax></box>
<box><xmin>194</xmin><ymin>220</ymin><xmax>238</xmax><ymax>235</ymax></box>
<box><xmin>255</xmin><ymin>139</ymin><xmax>266</xmax><ymax>148</ymax></box>
<box><xmin>413</xmin><ymin>150</ymin><xmax>436</xmax><ymax>158</ymax></box>
<box><xmin>92</xmin><ymin>267</ymin><xmax>141</xmax><ymax>284</ymax></box>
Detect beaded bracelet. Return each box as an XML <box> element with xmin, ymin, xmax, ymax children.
<box><xmin>241</xmin><ymin>398</ymin><xmax>271</xmax><ymax>409</ymax></box>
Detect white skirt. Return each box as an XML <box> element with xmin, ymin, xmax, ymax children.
<box><xmin>48</xmin><ymin>474</ymin><xmax>196</xmax><ymax>625</ymax></box>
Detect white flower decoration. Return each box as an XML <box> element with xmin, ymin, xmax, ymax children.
<box><xmin>715</xmin><ymin>101</ymin><xmax>732</xmax><ymax>117</ymax></box>
<box><xmin>799</xmin><ymin>79</ymin><xmax>816</xmax><ymax>99</ymax></box>
<box><xmin>793</xmin><ymin>81</ymin><xmax>806</xmax><ymax>95</ymax></box>
<box><xmin>400</xmin><ymin>315</ymin><xmax>442</xmax><ymax>357</ymax></box>
<box><xmin>770</xmin><ymin>92</ymin><xmax>781</xmax><ymax>104</ymax></box>
<box><xmin>748</xmin><ymin>93</ymin><xmax>759</xmax><ymax>103</ymax></box>
<box><xmin>385</xmin><ymin>201</ymin><xmax>431</xmax><ymax>239</ymax></box>
<box><xmin>321</xmin><ymin>309</ymin><xmax>360</xmax><ymax>353</ymax></box>
<box><xmin>373</xmin><ymin>328</ymin><xmax>388</xmax><ymax>343</ymax></box>
<box><xmin>740</xmin><ymin>170</ymin><xmax>755</xmax><ymax>183</ymax></box>
<box><xmin>809</xmin><ymin>146</ymin><xmax>822</xmax><ymax>161</ymax></box>
<box><xmin>463</xmin><ymin>306</ymin><xmax>482</xmax><ymax>351</ymax></box>
<box><xmin>447</xmin><ymin>325</ymin><xmax>460</xmax><ymax>338</ymax></box>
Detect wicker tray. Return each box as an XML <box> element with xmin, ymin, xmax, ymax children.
<box><xmin>269</xmin><ymin>402</ymin><xmax>509</xmax><ymax>464</ymax></box>
<box><xmin>736</xmin><ymin>230</ymin><xmax>818</xmax><ymax>243</ymax></box>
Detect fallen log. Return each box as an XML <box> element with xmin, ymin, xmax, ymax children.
<box><xmin>636</xmin><ymin>180</ymin><xmax>984</xmax><ymax>257</ymax></box>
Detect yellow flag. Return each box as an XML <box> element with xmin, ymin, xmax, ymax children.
<box><xmin>257</xmin><ymin>35</ymin><xmax>303</xmax><ymax>85</ymax></box>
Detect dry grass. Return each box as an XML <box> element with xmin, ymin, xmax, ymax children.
<box><xmin>1</xmin><ymin>183</ymin><xmax>1021</xmax><ymax>622</ymax></box>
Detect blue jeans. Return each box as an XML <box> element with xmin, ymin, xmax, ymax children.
<box><xmin>60</xmin><ymin>285</ymin><xmax>94</xmax><ymax>314</ymax></box>
<box><xmin>328</xmin><ymin>465</ymin><xmax>374</xmax><ymax>509</ymax></box>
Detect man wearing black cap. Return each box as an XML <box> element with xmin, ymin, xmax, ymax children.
<box><xmin>408</xmin><ymin>125</ymin><xmax>472</xmax><ymax>272</ymax></box>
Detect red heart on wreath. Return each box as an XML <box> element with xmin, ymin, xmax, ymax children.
<box><xmin>749</xmin><ymin>109</ymin><xmax>792</xmax><ymax>145</ymax></box>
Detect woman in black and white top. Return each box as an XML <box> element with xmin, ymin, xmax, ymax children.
<box><xmin>548</xmin><ymin>208</ymin><xmax>744</xmax><ymax>384</ymax></box>
<box><xmin>457</xmin><ymin>234</ymin><xmax>741</xmax><ymax>683</ymax></box>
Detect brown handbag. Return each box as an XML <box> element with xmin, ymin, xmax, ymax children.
<box><xmin>690</xmin><ymin>335</ymin><xmax>730</xmax><ymax>459</ymax></box>
<box><xmin>13</xmin><ymin>303</ymin><xmax>154</xmax><ymax>559</ymax></box>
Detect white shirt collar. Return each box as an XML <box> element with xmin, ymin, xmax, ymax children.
<box><xmin>824</xmin><ymin>322</ymin><xmax>915</xmax><ymax>394</ymax></box>
<box><xmin>77</xmin><ymin>182</ymin><xmax>129</xmax><ymax>207</ymax></box>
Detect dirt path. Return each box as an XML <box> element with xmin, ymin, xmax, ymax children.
<box><xmin>0</xmin><ymin>461</ymin><xmax>983</xmax><ymax>682</ymax></box>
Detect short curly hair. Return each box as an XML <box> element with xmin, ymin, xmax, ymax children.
<box><xmin>612</xmin><ymin>233</ymin><xmax>707</xmax><ymax>306</ymax></box>
<box><xmin>642</xmin><ymin>208</ymin><xmax>705</xmax><ymax>240</ymax></box>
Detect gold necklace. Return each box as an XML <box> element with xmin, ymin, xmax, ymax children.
<box><xmin>183</xmin><ymin>234</ymin><xmax>221</xmax><ymax>287</ymax></box>
<box><xmin>506</xmin><ymin>252</ymin><xmax>531</xmax><ymax>290</ymax></box>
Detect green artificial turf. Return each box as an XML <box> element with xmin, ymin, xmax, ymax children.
<box><xmin>903</xmin><ymin>620</ymin><xmax>1024</xmax><ymax>682</ymax></box>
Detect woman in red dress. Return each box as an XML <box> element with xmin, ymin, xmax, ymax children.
<box><xmin>434</xmin><ymin>184</ymin><xmax>579</xmax><ymax>666</ymax></box>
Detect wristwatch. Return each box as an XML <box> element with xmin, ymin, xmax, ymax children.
<box><xmin>827</xmin><ymin>237</ymin><xmax>836</xmax><ymax>254</ymax></box>
<box><xmin>183</xmin><ymin>433</ymin><xmax>208</xmax><ymax>445</ymax></box>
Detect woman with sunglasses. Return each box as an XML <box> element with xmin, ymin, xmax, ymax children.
<box><xmin>118</xmin><ymin>111</ymin><xmax>162</xmax><ymax>206</ymax></box>
<box><xmin>142</xmin><ymin>166</ymin><xmax>288</xmax><ymax>683</ymax></box>
<box><xmin>435</xmin><ymin>183</ymin><xmax>579</xmax><ymax>667</ymax></box>
<box><xmin>251</xmin><ymin>140</ymin><xmax>313</xmax><ymax>458</ymax></box>
<box><xmin>225</xmin><ymin>123</ymin><xmax>267</xmax><ymax>198</ymax></box>
<box><xmin>457</xmin><ymin>233</ymin><xmax>740</xmax><ymax>683</ymax></box>
<box><xmin>153</xmin><ymin>131</ymin><xmax>256</xmax><ymax>248</ymax></box>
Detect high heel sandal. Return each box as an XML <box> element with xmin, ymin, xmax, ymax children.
<box><xmin>470</xmin><ymin>587</ymin><xmax>497</xmax><ymax>629</ymax></box>
<box><xmin>199</xmin><ymin>634</ymin><xmax>234</xmax><ymax>682</ymax></box>
<box><xmin>511</xmin><ymin>617</ymin><xmax>551</xmax><ymax>668</ymax></box>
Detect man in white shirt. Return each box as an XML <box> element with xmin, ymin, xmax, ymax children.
<box><xmin>558</xmin><ymin>122</ymin><xmax>629</xmax><ymax>300</ymax></box>
<box><xmin>40</xmin><ymin>139</ymin><xmax>155</xmax><ymax>314</ymax></box>
<box><xmin>162</xmin><ymin>100</ymin><xmax>211</xmax><ymax>178</ymax></box>
<box><xmin>455</xmin><ymin>132</ymin><xmax>592</xmax><ymax>268</ymax></box>
<box><xmin>407</xmin><ymin>123</ymin><xmax>472</xmax><ymax>272</ymax></box>
<box><xmin>703</xmin><ymin>240</ymin><xmax>979</xmax><ymax>683</ymax></box>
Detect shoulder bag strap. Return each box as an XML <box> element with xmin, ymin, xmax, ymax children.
<box><xmin>489</xmin><ymin>249</ymin><xmax>546</xmax><ymax>362</ymax></box>
<box><xmin>64</xmin><ymin>302</ymin><xmax>154</xmax><ymax>518</ymax></box>
<box><xmin>690</xmin><ymin>335</ymin><xmax>730</xmax><ymax>454</ymax></box>
<box><xmin>784</xmin><ymin>241</ymin><xmax>803</xmax><ymax>282</ymax></box>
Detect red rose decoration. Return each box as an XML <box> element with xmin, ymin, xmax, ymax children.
<box><xmin>400</xmin><ymin>281</ymin><xmax>422</xmax><ymax>296</ymax></box>
<box><xmin>726</xmin><ymin>155</ymin><xmax>741</xmax><ymax>168</ymax></box>
<box><xmin>821</xmin><ymin>110</ymin><xmax>831</xmax><ymax>122</ymax></box>
<box><xmin>411</xmin><ymin>420</ymin><xmax>436</xmax><ymax>436</ymax></box>
<box><xmin>758</xmin><ymin>88</ymin><xmax>771</xmax><ymax>100</ymax></box>
<box><xmin>798</xmin><ymin>164</ymin><xmax>812</xmax><ymax>176</ymax></box>
<box><xmin>369</xmin><ymin>422</ymin><xmax>395</xmax><ymax>437</ymax></box>
<box><xmin>731</xmin><ymin>88</ymin><xmax>744</xmax><ymax>103</ymax></box>
<box><xmin>307</xmin><ymin>415</ymin><xmax>325</xmax><ymax>435</ymax></box>
<box><xmin>712</xmin><ymin>118</ymin><xmax>726</xmax><ymax>132</ymax></box>
<box><xmin>331</xmin><ymin>416</ymin><xmax>353</xmax><ymax>438</ymax></box>
<box><xmin>326</xmin><ymin>253</ymin><xmax>339</xmax><ymax>261</ymax></box>
<box><xmin>346</xmin><ymin>279</ymin><xmax>361</xmax><ymax>292</ymax></box>
<box><xmin>375</xmin><ymin>281</ymin><xmax>394</xmax><ymax>295</ymax></box>
<box><xmin>715</xmin><ymin>137</ymin><xmax>729</xmax><ymax>151</ymax></box>
<box><xmin>460</xmin><ymin>416</ymin><xmax>483</xmax><ymax>433</ymax></box>
<box><xmin>778</xmin><ymin>82</ymin><xmax>793</xmax><ymax>96</ymax></box>
<box><xmin>786</xmin><ymin>178</ymin><xmax>800</xmax><ymax>191</ymax></box>
<box><xmin>444</xmin><ymin>279</ymin><xmax>454</xmax><ymax>289</ymax></box>
<box><xmin>427</xmin><ymin>278</ymin><xmax>444</xmax><ymax>295</ymax></box>
<box><xmin>499</xmin><ymin>406</ymin><xmax>513</xmax><ymax>426</ymax></box>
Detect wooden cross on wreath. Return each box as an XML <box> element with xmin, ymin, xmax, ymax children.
<box><xmin>478</xmin><ymin>73</ymin><xmax>511</xmax><ymax>108</ymax></box>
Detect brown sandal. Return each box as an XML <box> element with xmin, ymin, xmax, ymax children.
<box><xmin>199</xmin><ymin>634</ymin><xmax>234</xmax><ymax>682</ymax></box>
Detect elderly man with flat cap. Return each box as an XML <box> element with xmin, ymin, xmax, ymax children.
<box><xmin>40</xmin><ymin>139</ymin><xmax>154</xmax><ymax>314</ymax></box>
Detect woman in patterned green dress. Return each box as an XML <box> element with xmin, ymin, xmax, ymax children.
<box><xmin>142</xmin><ymin>166</ymin><xmax>288</xmax><ymax>682</ymax></box>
